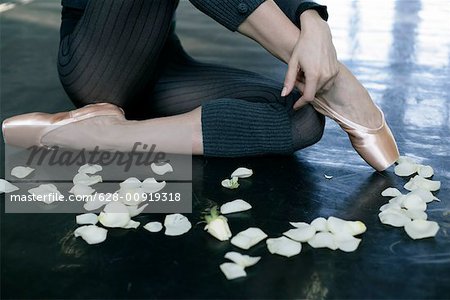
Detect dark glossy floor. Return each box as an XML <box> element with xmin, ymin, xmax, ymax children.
<box><xmin>1</xmin><ymin>0</ymin><xmax>449</xmax><ymax>299</ymax></box>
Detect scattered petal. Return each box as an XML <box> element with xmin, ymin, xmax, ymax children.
<box><xmin>404</xmin><ymin>220</ymin><xmax>439</xmax><ymax>240</ymax></box>
<box><xmin>378</xmin><ymin>209</ymin><xmax>411</xmax><ymax>227</ymax></box>
<box><xmin>324</xmin><ymin>174</ymin><xmax>333</xmax><ymax>179</ymax></box>
<box><xmin>283</xmin><ymin>224</ymin><xmax>316</xmax><ymax>242</ymax></box>
<box><xmin>205</xmin><ymin>216</ymin><xmax>232</xmax><ymax>241</ymax></box>
<box><xmin>404</xmin><ymin>175</ymin><xmax>440</xmax><ymax>192</ymax></box>
<box><xmin>404</xmin><ymin>209</ymin><xmax>428</xmax><ymax>220</ymax></box>
<box><xmin>127</xmin><ymin>203</ymin><xmax>148</xmax><ymax>217</ymax></box>
<box><xmin>151</xmin><ymin>162</ymin><xmax>173</xmax><ymax>175</ymax></box>
<box><xmin>327</xmin><ymin>217</ymin><xmax>366</xmax><ymax>236</ymax></box>
<box><xmin>220</xmin><ymin>199</ymin><xmax>252</xmax><ymax>214</ymax></box>
<box><xmin>394</xmin><ymin>162</ymin><xmax>419</xmax><ymax>177</ymax></box>
<box><xmin>164</xmin><ymin>214</ymin><xmax>192</xmax><ymax>236</ymax></box>
<box><xmin>78</xmin><ymin>164</ymin><xmax>102</xmax><ymax>174</ymax></box>
<box><xmin>230</xmin><ymin>167</ymin><xmax>253</xmax><ymax>178</ymax></box>
<box><xmin>310</xmin><ymin>217</ymin><xmax>328</xmax><ymax>232</ymax></box>
<box><xmin>0</xmin><ymin>179</ymin><xmax>19</xmax><ymax>194</ymax></box>
<box><xmin>28</xmin><ymin>184</ymin><xmax>62</xmax><ymax>204</ymax></box>
<box><xmin>74</xmin><ymin>225</ymin><xmax>107</xmax><ymax>245</ymax></box>
<box><xmin>417</xmin><ymin>165</ymin><xmax>434</xmax><ymax>178</ymax></box>
<box><xmin>267</xmin><ymin>236</ymin><xmax>302</xmax><ymax>257</ymax></box>
<box><xmin>69</xmin><ymin>184</ymin><xmax>95</xmax><ymax>197</ymax></box>
<box><xmin>307</xmin><ymin>232</ymin><xmax>338</xmax><ymax>250</ymax></box>
<box><xmin>221</xmin><ymin>177</ymin><xmax>240</xmax><ymax>189</ymax></box>
<box><xmin>11</xmin><ymin>166</ymin><xmax>34</xmax><ymax>178</ymax></box>
<box><xmin>407</xmin><ymin>189</ymin><xmax>439</xmax><ymax>203</ymax></box>
<box><xmin>389</xmin><ymin>195</ymin><xmax>407</xmax><ymax>206</ymax></box>
<box><xmin>144</xmin><ymin>222</ymin><xmax>163</xmax><ymax>232</ymax></box>
<box><xmin>381</xmin><ymin>187</ymin><xmax>402</xmax><ymax>197</ymax></box>
<box><xmin>219</xmin><ymin>262</ymin><xmax>246</xmax><ymax>280</ymax></box>
<box><xmin>379</xmin><ymin>202</ymin><xmax>401</xmax><ymax>212</ymax></box>
<box><xmin>118</xmin><ymin>187</ymin><xmax>146</xmax><ymax>206</ymax></box>
<box><xmin>402</xmin><ymin>194</ymin><xmax>427</xmax><ymax>211</ymax></box>
<box><xmin>73</xmin><ymin>173</ymin><xmax>102</xmax><ymax>186</ymax></box>
<box><xmin>76</xmin><ymin>213</ymin><xmax>98</xmax><ymax>225</ymax></box>
<box><xmin>142</xmin><ymin>177</ymin><xmax>166</xmax><ymax>193</ymax></box>
<box><xmin>224</xmin><ymin>251</ymin><xmax>261</xmax><ymax>267</ymax></box>
<box><xmin>83</xmin><ymin>193</ymin><xmax>110</xmax><ymax>211</ymax></box>
<box><xmin>122</xmin><ymin>220</ymin><xmax>140</xmax><ymax>229</ymax></box>
<box><xmin>230</xmin><ymin>227</ymin><xmax>268</xmax><ymax>250</ymax></box>
<box><xmin>98</xmin><ymin>202</ymin><xmax>131</xmax><ymax>228</ymax></box>
<box><xmin>334</xmin><ymin>234</ymin><xmax>362</xmax><ymax>252</ymax></box>
<box><xmin>119</xmin><ymin>177</ymin><xmax>142</xmax><ymax>190</ymax></box>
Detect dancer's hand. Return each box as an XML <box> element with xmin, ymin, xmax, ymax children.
<box><xmin>281</xmin><ymin>10</ymin><xmax>339</xmax><ymax>110</ymax></box>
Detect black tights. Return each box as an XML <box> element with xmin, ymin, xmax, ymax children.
<box><xmin>57</xmin><ymin>0</ymin><xmax>325</xmax><ymax>156</ymax></box>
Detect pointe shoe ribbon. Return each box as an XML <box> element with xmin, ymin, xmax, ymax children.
<box><xmin>312</xmin><ymin>96</ymin><xmax>399</xmax><ymax>171</ymax></box>
<box><xmin>2</xmin><ymin>103</ymin><xmax>125</xmax><ymax>149</ymax></box>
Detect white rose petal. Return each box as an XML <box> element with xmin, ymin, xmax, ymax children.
<box><xmin>402</xmin><ymin>194</ymin><xmax>427</xmax><ymax>211</ymax></box>
<box><xmin>74</xmin><ymin>225</ymin><xmax>107</xmax><ymax>244</ymax></box>
<box><xmin>143</xmin><ymin>221</ymin><xmax>163</xmax><ymax>232</ymax></box>
<box><xmin>151</xmin><ymin>162</ymin><xmax>173</xmax><ymax>175</ymax></box>
<box><xmin>404</xmin><ymin>220</ymin><xmax>439</xmax><ymax>240</ymax></box>
<box><xmin>335</xmin><ymin>234</ymin><xmax>362</xmax><ymax>252</ymax></box>
<box><xmin>394</xmin><ymin>162</ymin><xmax>419</xmax><ymax>176</ymax></box>
<box><xmin>417</xmin><ymin>165</ymin><xmax>434</xmax><ymax>178</ymax></box>
<box><xmin>224</xmin><ymin>251</ymin><xmax>261</xmax><ymax>267</ymax></box>
<box><xmin>28</xmin><ymin>184</ymin><xmax>62</xmax><ymax>204</ymax></box>
<box><xmin>122</xmin><ymin>220</ymin><xmax>140</xmax><ymax>229</ymax></box>
<box><xmin>230</xmin><ymin>227</ymin><xmax>268</xmax><ymax>250</ymax></box>
<box><xmin>98</xmin><ymin>202</ymin><xmax>131</xmax><ymax>228</ymax></box>
<box><xmin>396</xmin><ymin>156</ymin><xmax>417</xmax><ymax>165</ymax></box>
<box><xmin>76</xmin><ymin>213</ymin><xmax>98</xmax><ymax>225</ymax></box>
<box><xmin>118</xmin><ymin>187</ymin><xmax>146</xmax><ymax>206</ymax></box>
<box><xmin>0</xmin><ymin>179</ymin><xmax>19</xmax><ymax>194</ymax></box>
<box><xmin>220</xmin><ymin>199</ymin><xmax>252</xmax><ymax>214</ymax></box>
<box><xmin>205</xmin><ymin>216</ymin><xmax>232</xmax><ymax>241</ymax></box>
<box><xmin>327</xmin><ymin>217</ymin><xmax>366</xmax><ymax>236</ymax></box>
<box><xmin>83</xmin><ymin>192</ymin><xmax>110</xmax><ymax>211</ymax></box>
<box><xmin>324</xmin><ymin>174</ymin><xmax>333</xmax><ymax>179</ymax></box>
<box><xmin>267</xmin><ymin>236</ymin><xmax>302</xmax><ymax>257</ymax></box>
<box><xmin>127</xmin><ymin>203</ymin><xmax>148</xmax><ymax>217</ymax></box>
<box><xmin>73</xmin><ymin>173</ymin><xmax>102</xmax><ymax>186</ymax></box>
<box><xmin>378</xmin><ymin>209</ymin><xmax>411</xmax><ymax>227</ymax></box>
<box><xmin>408</xmin><ymin>189</ymin><xmax>439</xmax><ymax>203</ymax></box>
<box><xmin>404</xmin><ymin>175</ymin><xmax>440</xmax><ymax>192</ymax></box>
<box><xmin>307</xmin><ymin>232</ymin><xmax>338</xmax><ymax>250</ymax></box>
<box><xmin>379</xmin><ymin>202</ymin><xmax>401</xmax><ymax>212</ymax></box>
<box><xmin>404</xmin><ymin>209</ymin><xmax>427</xmax><ymax>220</ymax></box>
<box><xmin>221</xmin><ymin>177</ymin><xmax>239</xmax><ymax>189</ymax></box>
<box><xmin>283</xmin><ymin>224</ymin><xmax>316</xmax><ymax>242</ymax></box>
<box><xmin>310</xmin><ymin>217</ymin><xmax>328</xmax><ymax>232</ymax></box>
<box><xmin>142</xmin><ymin>177</ymin><xmax>166</xmax><ymax>193</ymax></box>
<box><xmin>69</xmin><ymin>184</ymin><xmax>95</xmax><ymax>197</ymax></box>
<box><xmin>119</xmin><ymin>177</ymin><xmax>142</xmax><ymax>190</ymax></box>
<box><xmin>11</xmin><ymin>166</ymin><xmax>34</xmax><ymax>178</ymax></box>
<box><xmin>78</xmin><ymin>164</ymin><xmax>102</xmax><ymax>174</ymax></box>
<box><xmin>164</xmin><ymin>214</ymin><xmax>192</xmax><ymax>236</ymax></box>
<box><xmin>381</xmin><ymin>187</ymin><xmax>402</xmax><ymax>197</ymax></box>
<box><xmin>219</xmin><ymin>262</ymin><xmax>246</xmax><ymax>280</ymax></box>
<box><xmin>230</xmin><ymin>167</ymin><xmax>253</xmax><ymax>178</ymax></box>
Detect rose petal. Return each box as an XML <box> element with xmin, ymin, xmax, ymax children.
<box><xmin>73</xmin><ymin>173</ymin><xmax>102</xmax><ymax>186</ymax></box>
<box><xmin>151</xmin><ymin>162</ymin><xmax>173</xmax><ymax>175</ymax></box>
<box><xmin>119</xmin><ymin>177</ymin><xmax>142</xmax><ymax>190</ymax></box>
<box><xmin>396</xmin><ymin>156</ymin><xmax>417</xmax><ymax>165</ymax></box>
<box><xmin>83</xmin><ymin>192</ymin><xmax>110</xmax><ymax>211</ymax></box>
<box><xmin>127</xmin><ymin>203</ymin><xmax>148</xmax><ymax>217</ymax></box>
<box><xmin>28</xmin><ymin>184</ymin><xmax>62</xmax><ymax>204</ymax></box>
<box><xmin>0</xmin><ymin>179</ymin><xmax>19</xmax><ymax>194</ymax></box>
<box><xmin>219</xmin><ymin>262</ymin><xmax>246</xmax><ymax>280</ymax></box>
<box><xmin>394</xmin><ymin>162</ymin><xmax>419</xmax><ymax>176</ymax></box>
<box><xmin>327</xmin><ymin>217</ymin><xmax>366</xmax><ymax>236</ymax></box>
<box><xmin>389</xmin><ymin>195</ymin><xmax>407</xmax><ymax>206</ymax></box>
<box><xmin>69</xmin><ymin>184</ymin><xmax>95</xmax><ymax>197</ymax></box>
<box><xmin>141</xmin><ymin>177</ymin><xmax>166</xmax><ymax>193</ymax></box>
<box><xmin>334</xmin><ymin>234</ymin><xmax>362</xmax><ymax>252</ymax></box>
<box><xmin>230</xmin><ymin>227</ymin><xmax>268</xmax><ymax>250</ymax></box>
<box><xmin>402</xmin><ymin>194</ymin><xmax>427</xmax><ymax>211</ymax></box>
<box><xmin>230</xmin><ymin>167</ymin><xmax>253</xmax><ymax>178</ymax></box>
<box><xmin>122</xmin><ymin>220</ymin><xmax>140</xmax><ymax>229</ymax></box>
<box><xmin>307</xmin><ymin>232</ymin><xmax>338</xmax><ymax>250</ymax></box>
<box><xmin>74</xmin><ymin>225</ymin><xmax>107</xmax><ymax>244</ymax></box>
<box><xmin>11</xmin><ymin>166</ymin><xmax>34</xmax><ymax>178</ymax></box>
<box><xmin>143</xmin><ymin>221</ymin><xmax>163</xmax><ymax>232</ymax></box>
<box><xmin>404</xmin><ymin>209</ymin><xmax>428</xmax><ymax>220</ymax></box>
<box><xmin>417</xmin><ymin>165</ymin><xmax>434</xmax><ymax>178</ymax></box>
<box><xmin>164</xmin><ymin>214</ymin><xmax>192</xmax><ymax>236</ymax></box>
<box><xmin>221</xmin><ymin>177</ymin><xmax>239</xmax><ymax>189</ymax></box>
<box><xmin>379</xmin><ymin>202</ymin><xmax>401</xmax><ymax>212</ymax></box>
<box><xmin>378</xmin><ymin>209</ymin><xmax>411</xmax><ymax>227</ymax></box>
<box><xmin>283</xmin><ymin>224</ymin><xmax>316</xmax><ymax>242</ymax></box>
<box><xmin>205</xmin><ymin>216</ymin><xmax>232</xmax><ymax>241</ymax></box>
<box><xmin>98</xmin><ymin>202</ymin><xmax>131</xmax><ymax>228</ymax></box>
<box><xmin>266</xmin><ymin>236</ymin><xmax>302</xmax><ymax>257</ymax></box>
<box><xmin>76</xmin><ymin>213</ymin><xmax>98</xmax><ymax>225</ymax></box>
<box><xmin>381</xmin><ymin>187</ymin><xmax>402</xmax><ymax>197</ymax></box>
<box><xmin>404</xmin><ymin>220</ymin><xmax>439</xmax><ymax>240</ymax></box>
<box><xmin>118</xmin><ymin>187</ymin><xmax>146</xmax><ymax>206</ymax></box>
<box><xmin>224</xmin><ymin>251</ymin><xmax>261</xmax><ymax>267</ymax></box>
<box><xmin>220</xmin><ymin>199</ymin><xmax>252</xmax><ymax>214</ymax></box>
<box><xmin>324</xmin><ymin>174</ymin><xmax>333</xmax><ymax>179</ymax></box>
<box><xmin>310</xmin><ymin>217</ymin><xmax>328</xmax><ymax>232</ymax></box>
<box><xmin>407</xmin><ymin>189</ymin><xmax>439</xmax><ymax>203</ymax></box>
<box><xmin>404</xmin><ymin>175</ymin><xmax>440</xmax><ymax>192</ymax></box>
<box><xmin>77</xmin><ymin>164</ymin><xmax>102</xmax><ymax>174</ymax></box>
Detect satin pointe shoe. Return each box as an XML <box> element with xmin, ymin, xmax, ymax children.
<box><xmin>2</xmin><ymin>103</ymin><xmax>125</xmax><ymax>149</ymax></box>
<box><xmin>312</xmin><ymin>96</ymin><xmax>399</xmax><ymax>171</ymax></box>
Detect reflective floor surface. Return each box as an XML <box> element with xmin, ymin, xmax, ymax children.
<box><xmin>1</xmin><ymin>0</ymin><xmax>449</xmax><ymax>299</ymax></box>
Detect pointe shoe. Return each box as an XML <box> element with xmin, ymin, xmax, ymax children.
<box><xmin>2</xmin><ymin>103</ymin><xmax>125</xmax><ymax>149</ymax></box>
<box><xmin>312</xmin><ymin>96</ymin><xmax>399</xmax><ymax>171</ymax></box>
